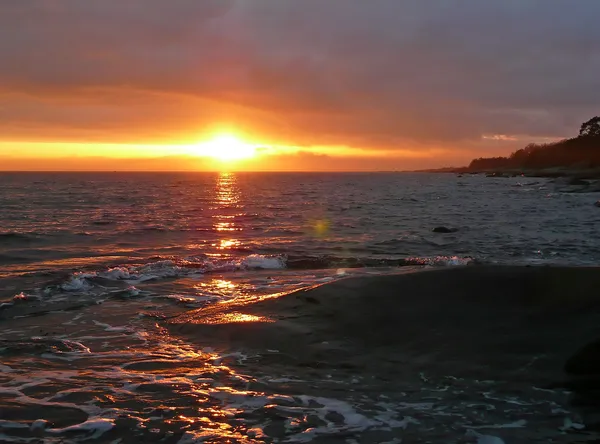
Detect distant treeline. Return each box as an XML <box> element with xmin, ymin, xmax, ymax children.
<box><xmin>469</xmin><ymin>117</ymin><xmax>600</xmax><ymax>171</ymax></box>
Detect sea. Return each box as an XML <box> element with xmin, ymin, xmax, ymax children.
<box><xmin>1</xmin><ymin>171</ymin><xmax>599</xmax><ymax>443</ymax></box>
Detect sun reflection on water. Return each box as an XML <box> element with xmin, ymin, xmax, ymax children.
<box><xmin>199</xmin><ymin>312</ymin><xmax>274</xmax><ymax>325</ymax></box>
<box><xmin>214</xmin><ymin>279</ymin><xmax>236</xmax><ymax>290</ymax></box>
<box><xmin>218</xmin><ymin>239</ymin><xmax>241</xmax><ymax>250</ymax></box>
<box><xmin>214</xmin><ymin>172</ymin><xmax>240</xmax><ymax>208</ymax></box>
<box><xmin>212</xmin><ymin>172</ymin><xmax>243</xmax><ymax>246</ymax></box>
<box><xmin>195</xmin><ymin>278</ymin><xmax>240</xmax><ymax>298</ymax></box>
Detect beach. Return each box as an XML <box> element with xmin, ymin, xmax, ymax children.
<box><xmin>2</xmin><ymin>265</ymin><xmax>600</xmax><ymax>442</ymax></box>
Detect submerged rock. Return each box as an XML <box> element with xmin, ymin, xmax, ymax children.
<box><xmin>432</xmin><ymin>226</ymin><xmax>458</xmax><ymax>233</ymax></box>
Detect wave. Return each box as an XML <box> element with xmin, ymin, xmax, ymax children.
<box><xmin>46</xmin><ymin>254</ymin><xmax>288</xmax><ymax>293</ymax></box>
<box><xmin>0</xmin><ymin>231</ymin><xmax>35</xmax><ymax>241</ymax></box>
<box><xmin>45</xmin><ymin>253</ymin><xmax>474</xmax><ymax>295</ymax></box>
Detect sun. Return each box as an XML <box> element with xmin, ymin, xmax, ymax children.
<box><xmin>194</xmin><ymin>135</ymin><xmax>257</xmax><ymax>161</ymax></box>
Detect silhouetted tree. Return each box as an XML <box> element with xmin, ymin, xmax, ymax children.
<box><xmin>579</xmin><ymin>116</ymin><xmax>600</xmax><ymax>138</ymax></box>
<box><xmin>467</xmin><ymin>117</ymin><xmax>600</xmax><ymax>171</ymax></box>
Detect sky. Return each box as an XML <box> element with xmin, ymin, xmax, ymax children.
<box><xmin>1</xmin><ymin>0</ymin><xmax>600</xmax><ymax>171</ymax></box>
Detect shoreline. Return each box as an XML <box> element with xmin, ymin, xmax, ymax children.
<box><xmin>416</xmin><ymin>166</ymin><xmax>600</xmax><ymax>179</ymax></box>
<box><xmin>3</xmin><ymin>265</ymin><xmax>600</xmax><ymax>441</ymax></box>
<box><xmin>166</xmin><ymin>265</ymin><xmax>600</xmax><ymax>432</ymax></box>
<box><xmin>169</xmin><ymin>265</ymin><xmax>600</xmax><ymax>379</ymax></box>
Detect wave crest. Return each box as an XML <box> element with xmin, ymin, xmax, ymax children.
<box><xmin>44</xmin><ymin>253</ymin><xmax>475</xmax><ymax>296</ymax></box>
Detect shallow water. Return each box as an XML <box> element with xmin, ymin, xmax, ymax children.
<box><xmin>1</xmin><ymin>172</ymin><xmax>599</xmax><ymax>442</ymax></box>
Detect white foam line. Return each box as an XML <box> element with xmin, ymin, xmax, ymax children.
<box><xmin>560</xmin><ymin>418</ymin><xmax>585</xmax><ymax>431</ymax></box>
<box><xmin>69</xmin><ymin>334</ymin><xmax>125</xmax><ymax>341</ymax></box>
<box><xmin>532</xmin><ymin>386</ymin><xmax>564</xmax><ymax>394</ymax></box>
<box><xmin>0</xmin><ymin>433</ymin><xmax>37</xmax><ymax>444</ymax></box>
<box><xmin>14</xmin><ymin>379</ymin><xmax>51</xmax><ymax>391</ymax></box>
<box><xmin>47</xmin><ymin>417</ymin><xmax>115</xmax><ymax>439</ymax></box>
<box><xmin>4</xmin><ymin>391</ymin><xmax>103</xmax><ymax>419</ymax></box>
<box><xmin>0</xmin><ymin>363</ymin><xmax>15</xmax><ymax>373</ymax></box>
<box><xmin>468</xmin><ymin>419</ymin><xmax>527</xmax><ymax>429</ymax></box>
<box><xmin>266</xmin><ymin>378</ymin><xmax>307</xmax><ymax>383</ymax></box>
<box><xmin>482</xmin><ymin>392</ymin><xmax>534</xmax><ymax>406</ymax></box>
<box><xmin>92</xmin><ymin>320</ymin><xmax>129</xmax><ymax>332</ymax></box>
<box><xmin>378</xmin><ymin>401</ymin><xmax>434</xmax><ymax>411</ymax></box>
<box><xmin>64</xmin><ymin>312</ymin><xmax>85</xmax><ymax>325</ymax></box>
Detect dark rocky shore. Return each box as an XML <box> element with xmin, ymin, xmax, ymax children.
<box><xmin>420</xmin><ymin>166</ymin><xmax>600</xmax><ymax>181</ymax></box>
<box><xmin>170</xmin><ymin>266</ymin><xmax>600</xmax><ymax>437</ymax></box>
<box><xmin>3</xmin><ymin>266</ymin><xmax>600</xmax><ymax>442</ymax></box>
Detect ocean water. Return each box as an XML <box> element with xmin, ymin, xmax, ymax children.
<box><xmin>1</xmin><ymin>172</ymin><xmax>599</xmax><ymax>443</ymax></box>
<box><xmin>2</xmin><ymin>172</ymin><xmax>599</xmax><ymax>276</ymax></box>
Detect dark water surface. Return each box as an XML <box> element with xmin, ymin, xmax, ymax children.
<box><xmin>1</xmin><ymin>172</ymin><xmax>599</xmax><ymax>443</ymax></box>
<box><xmin>1</xmin><ymin>172</ymin><xmax>599</xmax><ymax>275</ymax></box>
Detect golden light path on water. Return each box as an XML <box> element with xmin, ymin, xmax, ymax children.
<box><xmin>35</xmin><ymin>172</ymin><xmax>364</xmax><ymax>441</ymax></box>
<box><xmin>0</xmin><ymin>170</ymin><xmax>355</xmax><ymax>442</ymax></box>
<box><xmin>212</xmin><ymin>172</ymin><xmax>241</xmax><ymax>235</ymax></box>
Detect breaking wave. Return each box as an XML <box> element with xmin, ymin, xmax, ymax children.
<box><xmin>38</xmin><ymin>254</ymin><xmax>475</xmax><ymax>298</ymax></box>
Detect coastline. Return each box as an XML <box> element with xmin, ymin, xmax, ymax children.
<box><xmin>416</xmin><ymin>166</ymin><xmax>600</xmax><ymax>180</ymax></box>
<box><xmin>166</xmin><ymin>265</ymin><xmax>600</xmax><ymax>438</ymax></box>
<box><xmin>3</xmin><ymin>265</ymin><xmax>600</xmax><ymax>441</ymax></box>
<box><xmin>169</xmin><ymin>265</ymin><xmax>600</xmax><ymax>384</ymax></box>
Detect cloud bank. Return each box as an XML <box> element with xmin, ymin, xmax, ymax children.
<box><xmin>1</xmin><ymin>0</ymin><xmax>599</xmax><ymax>168</ymax></box>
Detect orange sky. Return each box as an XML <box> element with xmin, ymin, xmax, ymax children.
<box><xmin>0</xmin><ymin>140</ymin><xmax>491</xmax><ymax>172</ymax></box>
<box><xmin>1</xmin><ymin>1</ymin><xmax>595</xmax><ymax>171</ymax></box>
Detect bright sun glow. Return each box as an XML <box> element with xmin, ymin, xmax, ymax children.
<box><xmin>194</xmin><ymin>135</ymin><xmax>257</xmax><ymax>161</ymax></box>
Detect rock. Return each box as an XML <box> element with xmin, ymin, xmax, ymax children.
<box><xmin>565</xmin><ymin>339</ymin><xmax>600</xmax><ymax>375</ymax></box>
<box><xmin>30</xmin><ymin>419</ymin><xmax>48</xmax><ymax>435</ymax></box>
<box><xmin>432</xmin><ymin>227</ymin><xmax>458</xmax><ymax>234</ymax></box>
<box><xmin>595</xmin><ymin>201</ymin><xmax>600</xmax><ymax>207</ymax></box>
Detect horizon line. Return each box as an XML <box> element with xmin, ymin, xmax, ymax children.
<box><xmin>0</xmin><ymin>169</ymin><xmax>421</xmax><ymax>174</ymax></box>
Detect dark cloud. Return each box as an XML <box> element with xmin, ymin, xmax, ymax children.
<box><xmin>1</xmin><ymin>0</ymin><xmax>599</xmax><ymax>162</ymax></box>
